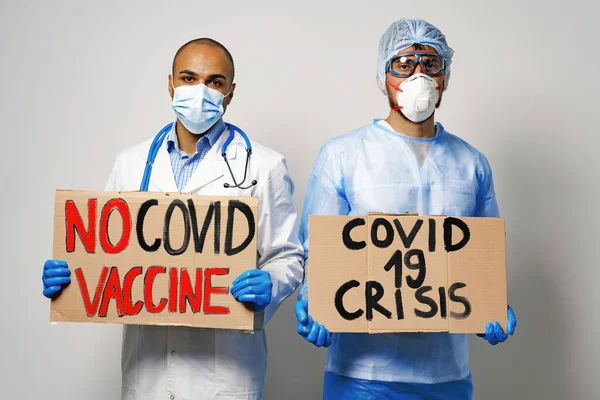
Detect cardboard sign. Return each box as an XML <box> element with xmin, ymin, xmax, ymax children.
<box><xmin>308</xmin><ymin>214</ymin><xmax>507</xmax><ymax>334</ymax></box>
<box><xmin>50</xmin><ymin>190</ymin><xmax>263</xmax><ymax>331</ymax></box>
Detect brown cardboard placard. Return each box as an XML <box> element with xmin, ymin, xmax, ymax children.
<box><xmin>308</xmin><ymin>214</ymin><xmax>507</xmax><ymax>334</ymax></box>
<box><xmin>50</xmin><ymin>190</ymin><xmax>263</xmax><ymax>331</ymax></box>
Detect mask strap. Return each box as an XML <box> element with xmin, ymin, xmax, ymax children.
<box><xmin>386</xmin><ymin>78</ymin><xmax>403</xmax><ymax>92</ymax></box>
<box><xmin>222</xmin><ymin>86</ymin><xmax>233</xmax><ymax>100</ymax></box>
<box><xmin>387</xmin><ymin>78</ymin><xmax>403</xmax><ymax>110</ymax></box>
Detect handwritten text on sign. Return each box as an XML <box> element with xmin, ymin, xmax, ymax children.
<box><xmin>51</xmin><ymin>191</ymin><xmax>262</xmax><ymax>330</ymax></box>
<box><xmin>308</xmin><ymin>214</ymin><xmax>507</xmax><ymax>334</ymax></box>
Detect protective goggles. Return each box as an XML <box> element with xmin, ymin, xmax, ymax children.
<box><xmin>386</xmin><ymin>51</ymin><xmax>445</xmax><ymax>78</ymax></box>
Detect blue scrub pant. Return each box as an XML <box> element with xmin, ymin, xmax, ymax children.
<box><xmin>323</xmin><ymin>371</ymin><xmax>473</xmax><ymax>400</ymax></box>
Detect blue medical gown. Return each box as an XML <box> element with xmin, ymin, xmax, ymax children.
<box><xmin>298</xmin><ymin>119</ymin><xmax>499</xmax><ymax>387</ymax></box>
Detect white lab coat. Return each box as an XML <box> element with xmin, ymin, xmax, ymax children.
<box><xmin>104</xmin><ymin>125</ymin><xmax>304</xmax><ymax>400</ymax></box>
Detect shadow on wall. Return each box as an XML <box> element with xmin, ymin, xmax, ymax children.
<box><xmin>264</xmin><ymin>295</ymin><xmax>328</xmax><ymax>400</ymax></box>
<box><xmin>469</xmin><ymin>123</ymin><xmax>565</xmax><ymax>399</ymax></box>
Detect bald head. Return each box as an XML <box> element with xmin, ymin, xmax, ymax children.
<box><xmin>172</xmin><ymin>38</ymin><xmax>235</xmax><ymax>82</ymax></box>
<box><xmin>168</xmin><ymin>37</ymin><xmax>237</xmax><ymax>114</ymax></box>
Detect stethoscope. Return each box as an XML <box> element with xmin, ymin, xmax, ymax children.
<box><xmin>139</xmin><ymin>122</ymin><xmax>256</xmax><ymax>191</ymax></box>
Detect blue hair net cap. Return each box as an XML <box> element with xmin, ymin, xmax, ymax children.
<box><xmin>377</xmin><ymin>19</ymin><xmax>455</xmax><ymax>94</ymax></box>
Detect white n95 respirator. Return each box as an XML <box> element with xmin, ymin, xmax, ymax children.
<box><xmin>392</xmin><ymin>73</ymin><xmax>440</xmax><ymax>123</ymax></box>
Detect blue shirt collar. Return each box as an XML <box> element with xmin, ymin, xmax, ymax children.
<box><xmin>166</xmin><ymin>119</ymin><xmax>227</xmax><ymax>154</ymax></box>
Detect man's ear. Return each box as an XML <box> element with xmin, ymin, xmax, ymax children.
<box><xmin>224</xmin><ymin>82</ymin><xmax>236</xmax><ymax>106</ymax></box>
<box><xmin>168</xmin><ymin>74</ymin><xmax>174</xmax><ymax>99</ymax></box>
<box><xmin>436</xmin><ymin>78</ymin><xmax>444</xmax><ymax>108</ymax></box>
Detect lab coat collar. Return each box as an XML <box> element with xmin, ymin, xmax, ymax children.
<box><xmin>149</xmin><ymin>122</ymin><xmax>242</xmax><ymax>193</ymax></box>
<box><xmin>182</xmin><ymin>124</ymin><xmax>243</xmax><ymax>193</ymax></box>
<box><xmin>148</xmin><ymin>142</ymin><xmax>178</xmax><ymax>193</ymax></box>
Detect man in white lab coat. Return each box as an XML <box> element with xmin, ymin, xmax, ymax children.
<box><xmin>41</xmin><ymin>38</ymin><xmax>304</xmax><ymax>400</ymax></box>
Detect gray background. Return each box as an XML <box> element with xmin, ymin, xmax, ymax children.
<box><xmin>1</xmin><ymin>0</ymin><xmax>598</xmax><ymax>399</ymax></box>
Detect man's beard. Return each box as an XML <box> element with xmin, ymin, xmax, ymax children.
<box><xmin>387</xmin><ymin>89</ymin><xmax>408</xmax><ymax>120</ymax></box>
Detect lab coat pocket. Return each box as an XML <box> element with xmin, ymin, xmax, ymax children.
<box><xmin>443</xmin><ymin>180</ymin><xmax>476</xmax><ymax>217</ymax></box>
<box><xmin>214</xmin><ymin>331</ymin><xmax>267</xmax><ymax>396</ymax></box>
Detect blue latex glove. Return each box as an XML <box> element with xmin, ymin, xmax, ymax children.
<box><xmin>477</xmin><ymin>305</ymin><xmax>517</xmax><ymax>345</ymax></box>
<box><xmin>42</xmin><ymin>260</ymin><xmax>71</xmax><ymax>298</ymax></box>
<box><xmin>230</xmin><ymin>269</ymin><xmax>273</xmax><ymax>312</ymax></box>
<box><xmin>295</xmin><ymin>299</ymin><xmax>332</xmax><ymax>347</ymax></box>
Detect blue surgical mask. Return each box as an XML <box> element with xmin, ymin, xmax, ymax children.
<box><xmin>171</xmin><ymin>83</ymin><xmax>229</xmax><ymax>134</ymax></box>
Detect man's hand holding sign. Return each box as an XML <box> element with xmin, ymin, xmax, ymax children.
<box><xmin>43</xmin><ymin>190</ymin><xmax>269</xmax><ymax>330</ymax></box>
